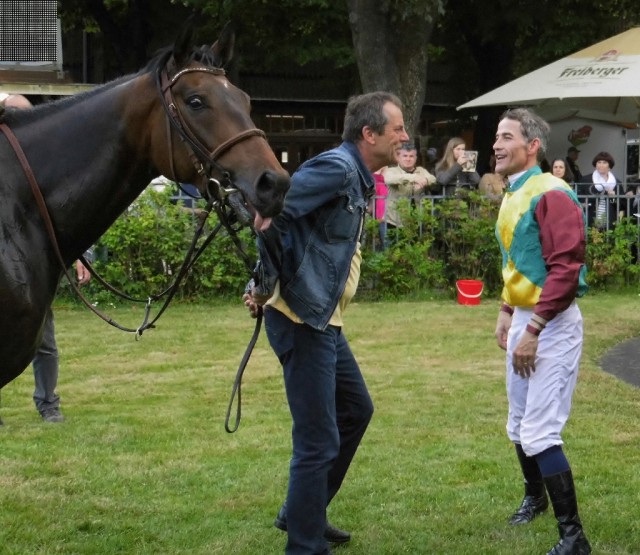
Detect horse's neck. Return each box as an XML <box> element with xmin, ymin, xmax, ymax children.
<box><xmin>15</xmin><ymin>78</ymin><xmax>158</xmax><ymax>260</ymax></box>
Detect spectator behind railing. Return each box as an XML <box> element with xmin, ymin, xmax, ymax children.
<box><xmin>566</xmin><ymin>146</ymin><xmax>583</xmax><ymax>184</ymax></box>
<box><xmin>434</xmin><ymin>137</ymin><xmax>480</xmax><ymax>196</ymax></box>
<box><xmin>550</xmin><ymin>158</ymin><xmax>575</xmax><ymax>186</ymax></box>
<box><xmin>382</xmin><ymin>142</ymin><xmax>435</xmax><ymax>235</ymax></box>
<box><xmin>624</xmin><ymin>176</ymin><xmax>640</xmax><ymax>217</ymax></box>
<box><xmin>582</xmin><ymin>151</ymin><xmax>624</xmax><ymax>230</ymax></box>
<box><xmin>478</xmin><ymin>153</ymin><xmax>506</xmax><ymax>201</ymax></box>
<box><xmin>371</xmin><ymin>170</ymin><xmax>388</xmax><ymax>249</ymax></box>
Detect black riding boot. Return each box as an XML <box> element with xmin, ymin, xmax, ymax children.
<box><xmin>543</xmin><ymin>470</ymin><xmax>591</xmax><ymax>555</ymax></box>
<box><xmin>509</xmin><ymin>443</ymin><xmax>548</xmax><ymax>525</ymax></box>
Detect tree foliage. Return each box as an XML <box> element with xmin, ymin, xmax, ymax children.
<box><xmin>58</xmin><ymin>0</ymin><xmax>438</xmax><ymax>137</ymax></box>
<box><xmin>437</xmin><ymin>0</ymin><xmax>640</xmax><ymax>169</ymax></box>
<box><xmin>182</xmin><ymin>0</ymin><xmax>355</xmax><ymax>69</ymax></box>
<box><xmin>58</xmin><ymin>0</ymin><xmax>640</xmax><ymax>157</ymax></box>
<box><xmin>59</xmin><ymin>0</ymin><xmax>188</xmax><ymax>76</ymax></box>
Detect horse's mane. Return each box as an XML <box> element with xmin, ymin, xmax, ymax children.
<box><xmin>1</xmin><ymin>73</ymin><xmax>139</xmax><ymax>126</ymax></box>
<box><xmin>1</xmin><ymin>43</ymin><xmax>224</xmax><ymax>127</ymax></box>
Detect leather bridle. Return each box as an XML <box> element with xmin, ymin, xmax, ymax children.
<box><xmin>156</xmin><ymin>55</ymin><xmax>266</xmax><ymax>204</ymax></box>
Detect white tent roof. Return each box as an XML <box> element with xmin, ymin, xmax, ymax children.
<box><xmin>458</xmin><ymin>27</ymin><xmax>640</xmax><ymax>123</ymax></box>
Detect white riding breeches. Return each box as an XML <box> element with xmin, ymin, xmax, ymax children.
<box><xmin>506</xmin><ymin>302</ymin><xmax>583</xmax><ymax>457</ymax></box>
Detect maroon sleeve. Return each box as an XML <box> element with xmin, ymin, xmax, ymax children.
<box><xmin>534</xmin><ymin>190</ymin><xmax>586</xmax><ymax>322</ymax></box>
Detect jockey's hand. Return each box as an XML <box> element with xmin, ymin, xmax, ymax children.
<box><xmin>495</xmin><ymin>310</ymin><xmax>511</xmax><ymax>351</ymax></box>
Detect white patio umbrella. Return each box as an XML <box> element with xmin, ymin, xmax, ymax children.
<box><xmin>457</xmin><ymin>27</ymin><xmax>640</xmax><ymax>124</ymax></box>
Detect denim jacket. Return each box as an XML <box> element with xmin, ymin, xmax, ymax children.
<box><xmin>254</xmin><ymin>142</ymin><xmax>374</xmax><ymax>330</ymax></box>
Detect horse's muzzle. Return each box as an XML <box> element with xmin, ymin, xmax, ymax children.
<box><xmin>253</xmin><ymin>169</ymin><xmax>290</xmax><ymax>218</ymax></box>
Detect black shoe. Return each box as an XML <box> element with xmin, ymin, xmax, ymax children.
<box><xmin>509</xmin><ymin>494</ymin><xmax>549</xmax><ymax>525</ymax></box>
<box><xmin>274</xmin><ymin>505</ymin><xmax>351</xmax><ymax>544</ymax></box>
<box><xmin>41</xmin><ymin>408</ymin><xmax>64</xmax><ymax>423</ymax></box>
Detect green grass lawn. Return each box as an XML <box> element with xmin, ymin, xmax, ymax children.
<box><xmin>1</xmin><ymin>294</ymin><xmax>639</xmax><ymax>554</ymax></box>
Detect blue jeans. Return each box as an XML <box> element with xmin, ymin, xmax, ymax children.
<box><xmin>265</xmin><ymin>307</ymin><xmax>374</xmax><ymax>555</ymax></box>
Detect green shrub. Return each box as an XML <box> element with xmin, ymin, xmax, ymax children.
<box><xmin>361</xmin><ymin>192</ymin><xmax>502</xmax><ymax>299</ymax></box>
<box><xmin>63</xmin><ymin>188</ymin><xmax>257</xmax><ymax>304</ymax></box>
<box><xmin>585</xmin><ymin>218</ymin><xmax>640</xmax><ymax>289</ymax></box>
<box><xmin>430</xmin><ymin>191</ymin><xmax>502</xmax><ymax>294</ymax></box>
<box><xmin>58</xmin><ymin>189</ymin><xmax>640</xmax><ymax>305</ymax></box>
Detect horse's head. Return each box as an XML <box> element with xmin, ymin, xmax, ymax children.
<box><xmin>153</xmin><ymin>22</ymin><xmax>289</xmax><ymax>231</ymax></box>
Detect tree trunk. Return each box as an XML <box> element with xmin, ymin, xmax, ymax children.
<box><xmin>346</xmin><ymin>0</ymin><xmax>435</xmax><ymax>139</ymax></box>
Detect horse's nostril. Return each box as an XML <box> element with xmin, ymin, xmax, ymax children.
<box><xmin>254</xmin><ymin>171</ymin><xmax>290</xmax><ymax>217</ymax></box>
<box><xmin>257</xmin><ymin>170</ymin><xmax>290</xmax><ymax>194</ymax></box>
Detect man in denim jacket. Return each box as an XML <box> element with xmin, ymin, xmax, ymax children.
<box><xmin>244</xmin><ymin>92</ymin><xmax>409</xmax><ymax>555</ymax></box>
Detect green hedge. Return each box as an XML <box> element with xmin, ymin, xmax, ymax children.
<box><xmin>60</xmin><ymin>188</ymin><xmax>257</xmax><ymax>305</ymax></box>
<box><xmin>58</xmin><ymin>189</ymin><xmax>640</xmax><ymax>304</ymax></box>
<box><xmin>360</xmin><ymin>192</ymin><xmax>503</xmax><ymax>299</ymax></box>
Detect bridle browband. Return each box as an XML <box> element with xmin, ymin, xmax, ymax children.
<box><xmin>155</xmin><ymin>54</ymin><xmax>266</xmax><ymax>203</ymax></box>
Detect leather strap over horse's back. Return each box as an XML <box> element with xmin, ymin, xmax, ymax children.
<box><xmin>0</xmin><ymin>122</ymin><xmax>102</xmax><ymax>320</ymax></box>
<box><xmin>0</xmin><ymin>123</ymin><xmax>60</xmax><ymax>259</ymax></box>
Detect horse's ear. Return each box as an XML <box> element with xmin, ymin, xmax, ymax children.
<box><xmin>211</xmin><ymin>22</ymin><xmax>235</xmax><ymax>68</ymax></box>
<box><xmin>174</xmin><ymin>16</ymin><xmax>196</xmax><ymax>65</ymax></box>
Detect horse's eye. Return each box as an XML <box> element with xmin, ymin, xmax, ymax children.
<box><xmin>187</xmin><ymin>96</ymin><xmax>204</xmax><ymax>110</ymax></box>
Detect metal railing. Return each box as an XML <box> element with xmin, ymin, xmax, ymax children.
<box><xmin>366</xmin><ymin>190</ymin><xmax>640</xmax><ymax>251</ymax></box>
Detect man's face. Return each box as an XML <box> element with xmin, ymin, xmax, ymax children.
<box><xmin>493</xmin><ymin>118</ymin><xmax>535</xmax><ymax>176</ymax></box>
<box><xmin>397</xmin><ymin>149</ymin><xmax>417</xmax><ymax>171</ymax></box>
<box><xmin>375</xmin><ymin>102</ymin><xmax>410</xmax><ymax>166</ymax></box>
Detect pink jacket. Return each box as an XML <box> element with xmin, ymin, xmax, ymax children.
<box><xmin>373</xmin><ymin>173</ymin><xmax>388</xmax><ymax>221</ymax></box>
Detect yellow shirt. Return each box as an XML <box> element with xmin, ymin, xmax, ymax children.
<box><xmin>266</xmin><ymin>243</ymin><xmax>362</xmax><ymax>327</ymax></box>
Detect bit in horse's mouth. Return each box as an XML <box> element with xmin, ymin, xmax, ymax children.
<box><xmin>227</xmin><ymin>192</ymin><xmax>252</xmax><ymax>224</ymax></box>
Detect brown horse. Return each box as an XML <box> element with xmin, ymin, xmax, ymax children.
<box><xmin>0</xmin><ymin>23</ymin><xmax>289</xmax><ymax>391</ymax></box>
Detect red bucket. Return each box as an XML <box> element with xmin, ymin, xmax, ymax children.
<box><xmin>456</xmin><ymin>279</ymin><xmax>483</xmax><ymax>305</ymax></box>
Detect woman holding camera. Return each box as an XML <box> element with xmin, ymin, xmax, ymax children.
<box><xmin>434</xmin><ymin>136</ymin><xmax>480</xmax><ymax>196</ymax></box>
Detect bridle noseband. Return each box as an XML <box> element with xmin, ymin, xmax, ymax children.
<box><xmin>156</xmin><ymin>60</ymin><xmax>266</xmax><ymax>203</ymax></box>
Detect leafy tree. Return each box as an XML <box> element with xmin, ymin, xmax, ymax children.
<box><xmin>59</xmin><ymin>0</ymin><xmax>191</xmax><ymax>76</ymax></box>
<box><xmin>184</xmin><ymin>0</ymin><xmax>355</xmax><ymax>69</ymax></box>
<box><xmin>59</xmin><ymin>0</ymin><xmax>640</xmax><ymax>165</ymax></box>
<box><xmin>59</xmin><ymin>0</ymin><xmax>440</xmax><ymax>138</ymax></box>
<box><xmin>182</xmin><ymin>0</ymin><xmax>443</xmax><ymax>137</ymax></box>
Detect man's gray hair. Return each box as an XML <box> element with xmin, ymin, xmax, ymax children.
<box><xmin>500</xmin><ymin>108</ymin><xmax>550</xmax><ymax>161</ymax></box>
<box><xmin>342</xmin><ymin>91</ymin><xmax>403</xmax><ymax>143</ymax></box>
